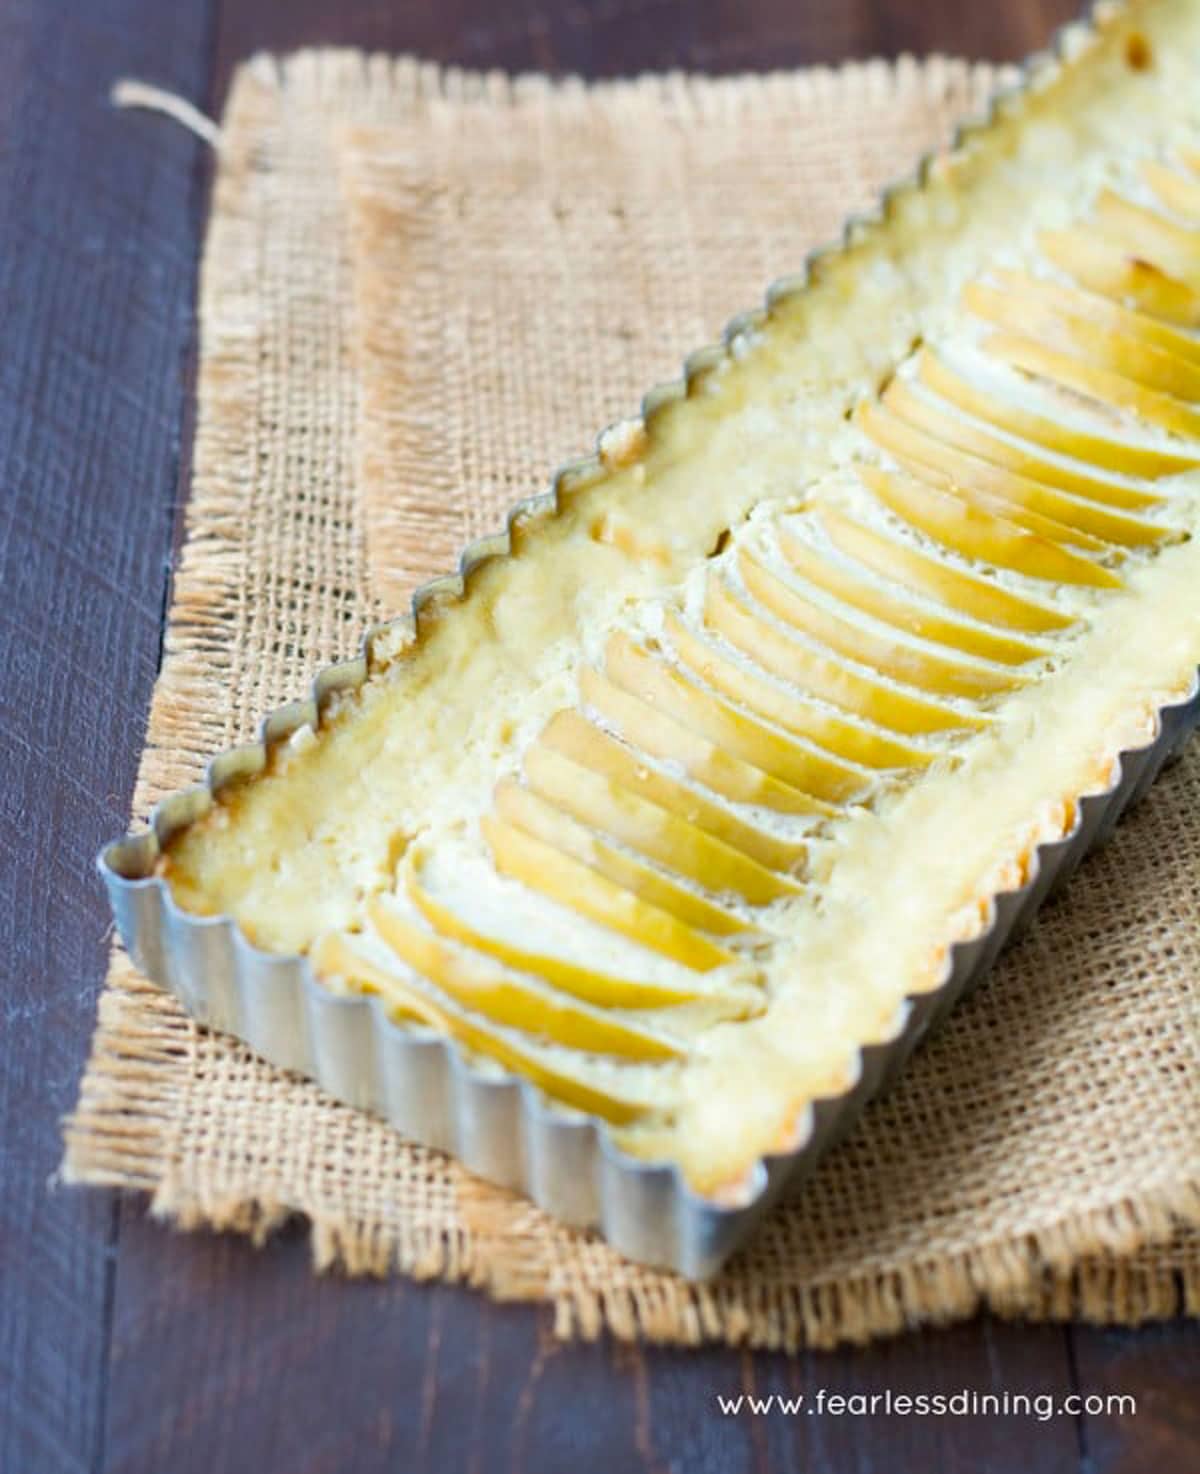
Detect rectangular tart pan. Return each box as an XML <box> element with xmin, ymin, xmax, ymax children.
<box><xmin>97</xmin><ymin>5</ymin><xmax>1200</xmax><ymax>1276</ymax></box>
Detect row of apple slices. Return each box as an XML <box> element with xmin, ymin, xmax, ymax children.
<box><xmin>314</xmin><ymin>921</ymin><xmax>680</xmax><ymax>1124</ymax></box>
<box><xmin>311</xmin><ymin>158</ymin><xmax>1200</xmax><ymax>1118</ymax></box>
<box><xmin>962</xmin><ymin>158</ymin><xmax>1200</xmax><ymax>460</ymax></box>
<box><xmin>468</xmin><ymin>493</ymin><xmax>1068</xmax><ymax>972</ymax></box>
<box><xmin>857</xmin><ymin>374</ymin><xmax>1184</xmax><ymax>580</ymax></box>
<box><xmin>1038</xmin><ymin>157</ymin><xmax>1200</xmax><ymax>329</ymax></box>
<box><xmin>307</xmin><ymin>493</ymin><xmax>1111</xmax><ymax>1123</ymax></box>
<box><xmin>321</xmin><ymin>312</ymin><xmax>1194</xmax><ymax>1087</ymax></box>
<box><xmin>312</xmin><ymin>818</ymin><xmax>776</xmax><ymax>1122</ymax></box>
<box><xmin>432</xmin><ymin>158</ymin><xmax>1200</xmax><ymax>1063</ymax></box>
<box><xmin>312</xmin><ymin>500</ymin><xmax>1046</xmax><ymax>1108</ymax></box>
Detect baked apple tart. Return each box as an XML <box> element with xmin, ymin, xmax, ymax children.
<box><xmin>161</xmin><ymin>1</ymin><xmax>1200</xmax><ymax>1201</ymax></box>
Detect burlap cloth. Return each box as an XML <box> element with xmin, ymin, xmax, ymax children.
<box><xmin>63</xmin><ymin>51</ymin><xmax>1200</xmax><ymax>1350</ymax></box>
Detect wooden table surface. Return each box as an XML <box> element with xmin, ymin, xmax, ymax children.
<box><xmin>4</xmin><ymin>1</ymin><xmax>1198</xmax><ymax>1471</ymax></box>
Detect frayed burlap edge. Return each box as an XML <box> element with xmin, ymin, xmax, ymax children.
<box><xmin>63</xmin><ymin>48</ymin><xmax>1200</xmax><ymax>1352</ymax></box>
<box><xmin>68</xmin><ymin>960</ymin><xmax>1200</xmax><ymax>1348</ymax></box>
<box><xmin>73</xmin><ymin>964</ymin><xmax>1200</xmax><ymax>1351</ymax></box>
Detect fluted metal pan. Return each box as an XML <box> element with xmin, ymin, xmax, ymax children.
<box><xmin>97</xmin><ymin>3</ymin><xmax>1198</xmax><ymax>1276</ymax></box>
<box><xmin>99</xmin><ymin>672</ymin><xmax>1200</xmax><ymax>1276</ymax></box>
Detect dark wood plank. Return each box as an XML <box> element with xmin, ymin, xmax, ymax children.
<box><xmin>105</xmin><ymin>1217</ymin><xmax>652</xmax><ymax>1474</ymax></box>
<box><xmin>645</xmin><ymin>1319</ymin><xmax>1081</xmax><ymax>1474</ymax></box>
<box><xmin>1068</xmin><ymin>1322</ymin><xmax>1200</xmax><ymax>1474</ymax></box>
<box><xmin>106</xmin><ymin>1218</ymin><xmax>1088</xmax><ymax>1474</ymax></box>
<box><xmin>211</xmin><ymin>0</ymin><xmax>1082</xmax><ymax>102</ymax></box>
<box><xmin>0</xmin><ymin>2</ymin><xmax>215</xmax><ymax>1472</ymax></box>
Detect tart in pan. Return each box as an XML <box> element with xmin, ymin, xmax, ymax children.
<box><xmin>105</xmin><ymin>0</ymin><xmax>1200</xmax><ymax>1270</ymax></box>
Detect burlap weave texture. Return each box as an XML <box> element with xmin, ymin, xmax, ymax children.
<box><xmin>64</xmin><ymin>50</ymin><xmax>1200</xmax><ymax>1349</ymax></box>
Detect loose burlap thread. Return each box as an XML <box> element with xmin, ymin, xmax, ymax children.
<box><xmin>63</xmin><ymin>51</ymin><xmax>1200</xmax><ymax>1349</ymax></box>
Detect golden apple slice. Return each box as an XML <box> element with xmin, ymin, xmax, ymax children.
<box><xmin>495</xmin><ymin>781</ymin><xmax>754</xmax><ymax>935</ymax></box>
<box><xmin>403</xmin><ymin>849</ymin><xmax>709</xmax><ymax>1010</ymax></box>
<box><xmin>580</xmin><ymin>664</ymin><xmax>835</xmax><ymax>817</ymax></box>
<box><xmin>859</xmin><ymin>465</ymin><xmax>1123</xmax><ymax>589</ymax></box>
<box><xmin>860</xmin><ymin>397</ymin><xmax>1108</xmax><ymax>552</ymax></box>
<box><xmin>857</xmin><ymin>396</ymin><xmax>1170</xmax><ymax>547</ymax></box>
<box><xmin>662</xmin><ymin>608</ymin><xmax>934</xmax><ymax>769</ymax></box>
<box><xmin>494</xmin><ymin>778</ymin><xmax>760</xmax><ymax>931</ymax></box>
<box><xmin>521</xmin><ymin>744</ymin><xmax>803</xmax><ymax>903</ymax></box>
<box><xmin>983</xmin><ymin>268</ymin><xmax>1200</xmax><ymax>367</ymax></box>
<box><xmin>738</xmin><ymin>547</ymin><xmax>1025</xmax><ymax>699</ymax></box>
<box><xmin>1142</xmin><ymin>161</ymin><xmax>1200</xmax><ymax>223</ymax></box>
<box><xmin>965</xmin><ymin>279</ymin><xmax>1200</xmax><ymax>402</ymax></box>
<box><xmin>313</xmin><ymin>931</ymin><xmax>660</xmax><ymax>1124</ymax></box>
<box><xmin>482</xmin><ymin>813</ymin><xmax>736</xmax><ymax>971</ymax></box>
<box><xmin>875</xmin><ymin>380</ymin><xmax>1166</xmax><ymax>512</ymax></box>
<box><xmin>704</xmin><ymin>575</ymin><xmax>984</xmax><ymax>735</ymax></box>
<box><xmin>777</xmin><ymin>525</ymin><xmax>1047</xmax><ymax>665</ymax></box>
<box><xmin>605</xmin><ymin>631</ymin><xmax>870</xmax><ymax>801</ymax></box>
<box><xmin>538</xmin><ymin>709</ymin><xmax>808</xmax><ymax>872</ymax></box>
<box><xmin>916</xmin><ymin>349</ymin><xmax>1200</xmax><ymax>477</ymax></box>
<box><xmin>1093</xmin><ymin>189</ymin><xmax>1200</xmax><ymax>289</ymax></box>
<box><xmin>814</xmin><ymin>503</ymin><xmax>1073</xmax><ymax>634</ymax></box>
<box><xmin>1038</xmin><ymin>227</ymin><xmax>1200</xmax><ymax>328</ymax></box>
<box><xmin>984</xmin><ymin>331</ymin><xmax>1200</xmax><ymax>442</ymax></box>
<box><xmin>368</xmin><ymin>895</ymin><xmax>684</xmax><ymax>1060</ymax></box>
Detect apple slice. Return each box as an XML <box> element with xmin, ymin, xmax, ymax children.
<box><xmin>521</xmin><ymin>744</ymin><xmax>804</xmax><ymax>903</ymax></box>
<box><xmin>859</xmin><ymin>398</ymin><xmax>1108</xmax><ymax>552</ymax></box>
<box><xmin>538</xmin><ymin>709</ymin><xmax>809</xmax><ymax>872</ymax></box>
<box><xmin>1093</xmin><ymin>189</ymin><xmax>1200</xmax><ymax>290</ymax></box>
<box><xmin>916</xmin><ymin>349</ymin><xmax>1200</xmax><ymax>477</ymax></box>
<box><xmin>982</xmin><ymin>268</ymin><xmax>1200</xmax><ymax>367</ymax></box>
<box><xmin>983</xmin><ymin>331</ymin><xmax>1200</xmax><ymax>442</ymax></box>
<box><xmin>605</xmin><ymin>631</ymin><xmax>871</xmax><ymax>801</ymax></box>
<box><xmin>368</xmin><ymin>894</ymin><xmax>684</xmax><ymax>1060</ymax></box>
<box><xmin>777</xmin><ymin>524</ymin><xmax>1047</xmax><ymax>666</ymax></box>
<box><xmin>662</xmin><ymin>607</ymin><xmax>934</xmax><ymax>769</ymax></box>
<box><xmin>859</xmin><ymin>465</ymin><xmax>1122</xmax><ymax>588</ymax></box>
<box><xmin>482</xmin><ymin>813</ymin><xmax>736</xmax><ymax>971</ymax></box>
<box><xmin>899</xmin><ymin>467</ymin><xmax>1135</xmax><ymax>558</ymax></box>
<box><xmin>814</xmin><ymin>503</ymin><xmax>1073</xmax><ymax>634</ymax></box>
<box><xmin>403</xmin><ymin>849</ymin><xmax>711</xmax><ymax>1010</ymax></box>
<box><xmin>965</xmin><ymin>279</ymin><xmax>1200</xmax><ymax>402</ymax></box>
<box><xmin>580</xmin><ymin>664</ymin><xmax>836</xmax><ymax>817</ymax></box>
<box><xmin>494</xmin><ymin>778</ymin><xmax>761</xmax><ymax>930</ymax></box>
<box><xmin>1038</xmin><ymin>227</ymin><xmax>1200</xmax><ymax>329</ymax></box>
<box><xmin>704</xmin><ymin>574</ymin><xmax>984</xmax><ymax>735</ymax></box>
<box><xmin>857</xmin><ymin>396</ymin><xmax>1170</xmax><ymax>546</ymax></box>
<box><xmin>738</xmin><ymin>546</ymin><xmax>1026</xmax><ymax>700</ymax></box>
<box><xmin>875</xmin><ymin>379</ymin><xmax>1167</xmax><ymax>512</ymax></box>
<box><xmin>1142</xmin><ymin>161</ymin><xmax>1200</xmax><ymax>223</ymax></box>
<box><xmin>313</xmin><ymin>931</ymin><xmax>661</xmax><ymax>1124</ymax></box>
<box><xmin>495</xmin><ymin>780</ymin><xmax>756</xmax><ymax>934</ymax></box>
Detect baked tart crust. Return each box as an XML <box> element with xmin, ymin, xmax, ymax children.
<box><xmin>157</xmin><ymin>0</ymin><xmax>1200</xmax><ymax>1201</ymax></box>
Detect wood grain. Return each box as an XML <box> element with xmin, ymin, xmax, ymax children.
<box><xmin>1069</xmin><ymin>1322</ymin><xmax>1200</xmax><ymax>1474</ymax></box>
<box><xmin>3</xmin><ymin>2</ymin><xmax>1196</xmax><ymax>1472</ymax></box>
<box><xmin>0</xmin><ymin>2</ymin><xmax>214</xmax><ymax>1472</ymax></box>
<box><xmin>210</xmin><ymin>0</ymin><xmax>1082</xmax><ymax>101</ymax></box>
<box><xmin>104</xmin><ymin>1220</ymin><xmax>1088</xmax><ymax>1474</ymax></box>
